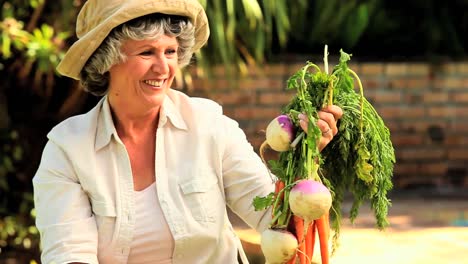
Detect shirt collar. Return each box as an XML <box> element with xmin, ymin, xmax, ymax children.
<box><xmin>95</xmin><ymin>96</ymin><xmax>118</xmax><ymax>150</ymax></box>
<box><xmin>95</xmin><ymin>92</ymin><xmax>187</xmax><ymax>151</ymax></box>
<box><xmin>160</xmin><ymin>91</ymin><xmax>188</xmax><ymax>131</ymax></box>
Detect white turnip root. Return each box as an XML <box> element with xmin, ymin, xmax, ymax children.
<box><xmin>260</xmin><ymin>228</ymin><xmax>298</xmax><ymax>264</ymax></box>
<box><xmin>262</xmin><ymin>114</ymin><xmax>296</xmax><ymax>152</ymax></box>
<box><xmin>289</xmin><ymin>179</ymin><xmax>332</xmax><ymax>222</ymax></box>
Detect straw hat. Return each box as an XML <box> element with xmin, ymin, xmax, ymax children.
<box><xmin>56</xmin><ymin>0</ymin><xmax>210</xmax><ymax>80</ymax></box>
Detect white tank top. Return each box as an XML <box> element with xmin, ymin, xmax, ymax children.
<box><xmin>127</xmin><ymin>182</ymin><xmax>174</xmax><ymax>264</ymax></box>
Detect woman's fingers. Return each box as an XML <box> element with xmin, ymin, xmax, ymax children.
<box><xmin>321</xmin><ymin>105</ymin><xmax>343</xmax><ymax>120</ymax></box>
<box><xmin>298</xmin><ymin>105</ymin><xmax>343</xmax><ymax>135</ymax></box>
<box><xmin>298</xmin><ymin>105</ymin><xmax>343</xmax><ymax>151</ymax></box>
<box><xmin>318</xmin><ymin>111</ymin><xmax>338</xmax><ymax>136</ymax></box>
<box><xmin>317</xmin><ymin>118</ymin><xmax>333</xmax><ymax>137</ymax></box>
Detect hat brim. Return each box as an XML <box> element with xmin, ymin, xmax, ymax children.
<box><xmin>57</xmin><ymin>0</ymin><xmax>209</xmax><ymax>80</ymax></box>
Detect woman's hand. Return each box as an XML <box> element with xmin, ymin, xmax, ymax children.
<box><xmin>298</xmin><ymin>105</ymin><xmax>343</xmax><ymax>151</ymax></box>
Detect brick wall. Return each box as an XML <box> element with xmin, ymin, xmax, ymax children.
<box><xmin>187</xmin><ymin>59</ymin><xmax>468</xmax><ymax>190</ymax></box>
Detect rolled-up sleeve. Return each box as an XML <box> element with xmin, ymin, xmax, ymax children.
<box><xmin>33</xmin><ymin>140</ymin><xmax>98</xmax><ymax>264</ymax></box>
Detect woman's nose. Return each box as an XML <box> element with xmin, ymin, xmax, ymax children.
<box><xmin>151</xmin><ymin>56</ymin><xmax>169</xmax><ymax>74</ymax></box>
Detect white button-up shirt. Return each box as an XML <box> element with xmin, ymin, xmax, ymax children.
<box><xmin>33</xmin><ymin>89</ymin><xmax>274</xmax><ymax>264</ymax></box>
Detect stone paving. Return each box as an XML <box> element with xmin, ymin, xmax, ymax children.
<box><xmin>234</xmin><ymin>197</ymin><xmax>468</xmax><ymax>264</ymax></box>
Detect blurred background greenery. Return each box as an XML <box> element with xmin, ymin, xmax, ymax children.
<box><xmin>0</xmin><ymin>0</ymin><xmax>467</xmax><ymax>262</ymax></box>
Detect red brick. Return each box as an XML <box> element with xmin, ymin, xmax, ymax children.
<box><xmin>372</xmin><ymin>91</ymin><xmax>402</xmax><ymax>103</ymax></box>
<box><xmin>396</xmin><ymin>148</ymin><xmax>446</xmax><ymax>160</ymax></box>
<box><xmin>391</xmin><ymin>134</ymin><xmax>425</xmax><ymax>145</ymax></box>
<box><xmin>237</xmin><ymin>78</ymin><xmax>286</xmax><ymax>91</ymax></box>
<box><xmin>212</xmin><ymin>78</ymin><xmax>234</xmax><ymax>90</ymax></box>
<box><xmin>249</xmin><ymin>137</ymin><xmax>266</xmax><ymax>152</ymax></box>
<box><xmin>397</xmin><ymin>120</ymin><xmax>447</xmax><ymax>133</ymax></box>
<box><xmin>379</xmin><ymin>106</ymin><xmax>425</xmax><ymax>119</ymax></box>
<box><xmin>448</xmin><ymin>149</ymin><xmax>468</xmax><ymax>160</ymax></box>
<box><xmin>231</xmin><ymin>107</ymin><xmax>254</xmax><ymax>119</ymax></box>
<box><xmin>440</xmin><ymin>63</ymin><xmax>457</xmax><ymax>74</ymax></box>
<box><xmin>222</xmin><ymin>108</ymin><xmax>236</xmax><ymax>119</ymax></box>
<box><xmin>258</xmin><ymin>92</ymin><xmax>294</xmax><ymax>106</ymax></box>
<box><xmin>407</xmin><ymin>78</ymin><xmax>430</xmax><ymax>89</ymax></box>
<box><xmin>451</xmin><ymin>92</ymin><xmax>468</xmax><ymax>103</ymax></box>
<box><xmin>263</xmin><ymin>64</ymin><xmax>287</xmax><ymax>76</ymax></box>
<box><xmin>360</xmin><ymin>63</ymin><xmax>384</xmax><ymax>75</ymax></box>
<box><xmin>434</xmin><ymin>77</ymin><xmax>466</xmax><ymax>90</ymax></box>
<box><xmin>452</xmin><ymin>122</ymin><xmax>468</xmax><ymax>132</ymax></box>
<box><xmin>384</xmin><ymin>121</ymin><xmax>400</xmax><ymax>132</ymax></box>
<box><xmin>423</xmin><ymin>92</ymin><xmax>449</xmax><ymax>103</ymax></box>
<box><xmin>251</xmin><ymin>107</ymin><xmax>282</xmax><ymax>119</ymax></box>
<box><xmin>394</xmin><ymin>162</ymin><xmax>448</xmax><ymax>177</ymax></box>
<box><xmin>427</xmin><ymin>106</ymin><xmax>456</xmax><ymax>118</ymax></box>
<box><xmin>347</xmin><ymin>63</ymin><xmax>360</xmax><ymax>74</ymax></box>
<box><xmin>386</xmin><ymin>77</ymin><xmax>429</xmax><ymax>90</ymax></box>
<box><xmin>361</xmin><ymin>77</ymin><xmax>381</xmax><ymax>90</ymax></box>
<box><xmin>212</xmin><ymin>91</ymin><xmax>256</xmax><ymax>105</ymax></box>
<box><xmin>387</xmin><ymin>78</ymin><xmax>413</xmax><ymax>89</ymax></box>
<box><xmin>408</xmin><ymin>63</ymin><xmax>431</xmax><ymax>76</ymax></box>
<box><xmin>445</xmin><ymin>135</ymin><xmax>468</xmax><ymax>146</ymax></box>
<box><xmin>456</xmin><ymin>63</ymin><xmax>468</xmax><ymax>74</ymax></box>
<box><xmin>385</xmin><ymin>64</ymin><xmax>408</xmax><ymax>76</ymax></box>
<box><xmin>394</xmin><ymin>175</ymin><xmax>446</xmax><ymax>189</ymax></box>
<box><xmin>455</xmin><ymin>107</ymin><xmax>468</xmax><ymax>117</ymax></box>
<box><xmin>190</xmin><ymin>77</ymin><xmax>210</xmax><ymax>90</ymax></box>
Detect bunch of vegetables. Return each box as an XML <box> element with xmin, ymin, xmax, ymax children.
<box><xmin>253</xmin><ymin>47</ymin><xmax>395</xmax><ymax>264</ymax></box>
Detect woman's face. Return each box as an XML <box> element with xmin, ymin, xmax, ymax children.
<box><xmin>108</xmin><ymin>35</ymin><xmax>179</xmax><ymax>115</ymax></box>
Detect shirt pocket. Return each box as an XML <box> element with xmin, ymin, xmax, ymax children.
<box><xmin>92</xmin><ymin>200</ymin><xmax>117</xmax><ymax>250</ymax></box>
<box><xmin>178</xmin><ymin>172</ymin><xmax>221</xmax><ymax>223</ymax></box>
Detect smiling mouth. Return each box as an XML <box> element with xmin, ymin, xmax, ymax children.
<box><xmin>143</xmin><ymin>80</ymin><xmax>164</xmax><ymax>88</ymax></box>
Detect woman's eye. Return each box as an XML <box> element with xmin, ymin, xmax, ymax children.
<box><xmin>166</xmin><ymin>49</ymin><xmax>177</xmax><ymax>55</ymax></box>
<box><xmin>139</xmin><ymin>50</ymin><xmax>153</xmax><ymax>56</ymax></box>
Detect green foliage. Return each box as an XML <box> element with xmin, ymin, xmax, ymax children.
<box><xmin>323</xmin><ymin>51</ymin><xmax>395</xmax><ymax>251</ymax></box>
<box><xmin>350</xmin><ymin>1</ymin><xmax>468</xmax><ymax>59</ymax></box>
<box><xmin>0</xmin><ymin>130</ymin><xmax>22</xmax><ymax>192</ymax></box>
<box><xmin>252</xmin><ymin>192</ymin><xmax>275</xmax><ymax>211</ymax></box>
<box><xmin>287</xmin><ymin>0</ymin><xmax>378</xmax><ymax>53</ymax></box>
<box><xmin>196</xmin><ymin>0</ymin><xmax>304</xmax><ymax>77</ymax></box>
<box><xmin>0</xmin><ymin>1</ymin><xmax>77</xmax><ymax>260</ymax></box>
<box><xmin>0</xmin><ymin>128</ymin><xmax>40</xmax><ymax>261</ymax></box>
<box><xmin>26</xmin><ymin>24</ymin><xmax>68</xmax><ymax>72</ymax></box>
<box><xmin>0</xmin><ymin>18</ymin><xmax>29</xmax><ymax>58</ymax></box>
<box><xmin>253</xmin><ymin>49</ymin><xmax>395</xmax><ymax>253</ymax></box>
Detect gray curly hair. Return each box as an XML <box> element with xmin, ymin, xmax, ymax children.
<box><xmin>80</xmin><ymin>14</ymin><xmax>195</xmax><ymax>96</ymax></box>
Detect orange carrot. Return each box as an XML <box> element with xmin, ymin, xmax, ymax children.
<box><xmin>275</xmin><ymin>180</ymin><xmax>285</xmax><ymax>200</ymax></box>
<box><xmin>293</xmin><ymin>215</ymin><xmax>306</xmax><ymax>264</ymax></box>
<box><xmin>287</xmin><ymin>254</ymin><xmax>297</xmax><ymax>264</ymax></box>
<box><xmin>305</xmin><ymin>220</ymin><xmax>316</xmax><ymax>262</ymax></box>
<box><xmin>286</xmin><ymin>215</ymin><xmax>298</xmax><ymax>264</ymax></box>
<box><xmin>316</xmin><ymin>213</ymin><xmax>330</xmax><ymax>264</ymax></box>
<box><xmin>272</xmin><ymin>180</ymin><xmax>285</xmax><ymax>218</ymax></box>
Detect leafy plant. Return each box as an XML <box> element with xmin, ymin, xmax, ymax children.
<box><xmin>192</xmin><ymin>0</ymin><xmax>308</xmax><ymax>80</ymax></box>
<box><xmin>253</xmin><ymin>49</ymin><xmax>395</xmax><ymax>254</ymax></box>
<box><xmin>0</xmin><ymin>128</ymin><xmax>40</xmax><ymax>261</ymax></box>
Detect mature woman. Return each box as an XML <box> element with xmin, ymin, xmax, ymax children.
<box><xmin>33</xmin><ymin>0</ymin><xmax>343</xmax><ymax>263</ymax></box>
